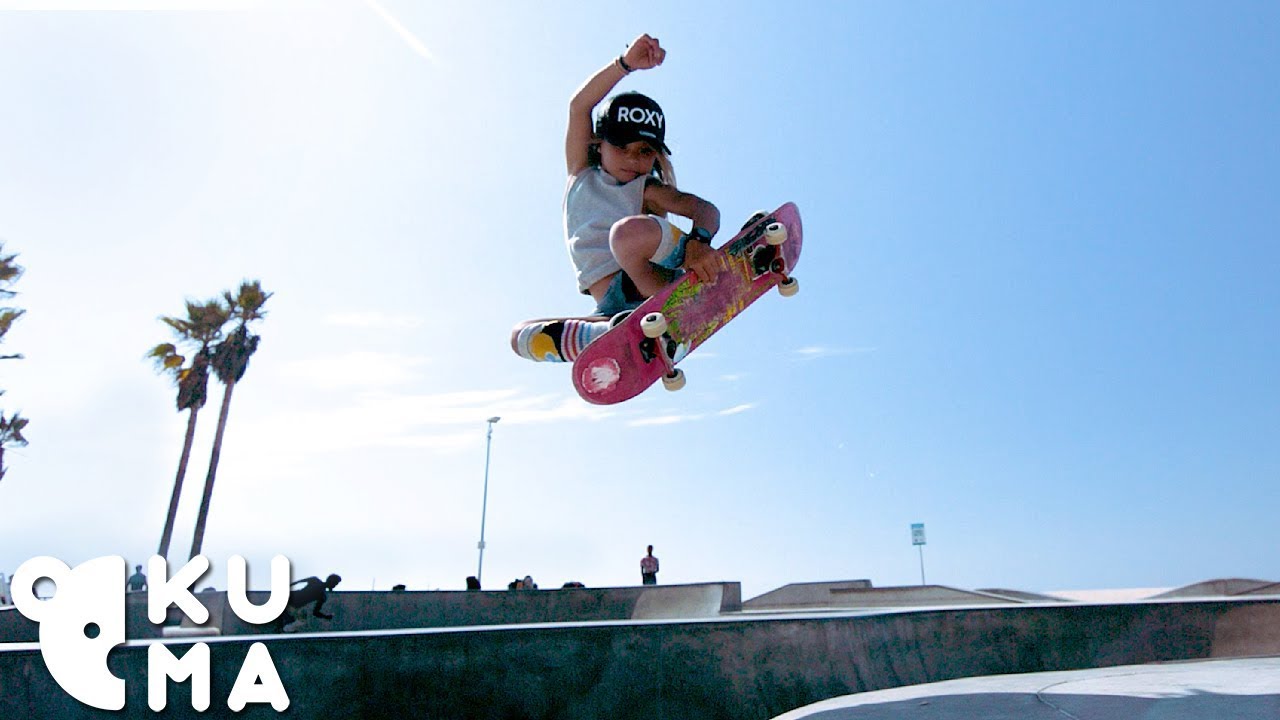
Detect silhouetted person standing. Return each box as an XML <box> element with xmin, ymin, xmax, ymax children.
<box><xmin>640</xmin><ymin>545</ymin><xmax>659</xmax><ymax>585</ymax></box>
<box><xmin>127</xmin><ymin>565</ymin><xmax>148</xmax><ymax>592</ymax></box>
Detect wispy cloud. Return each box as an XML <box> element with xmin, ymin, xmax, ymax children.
<box><xmin>282</xmin><ymin>351</ymin><xmax>430</xmax><ymax>390</ymax></box>
<box><xmin>628</xmin><ymin>414</ymin><xmax>703</xmax><ymax>427</ymax></box>
<box><xmin>793</xmin><ymin>345</ymin><xmax>878</xmax><ymax>360</ymax></box>
<box><xmin>325</xmin><ymin>311</ymin><xmax>423</xmax><ymax>330</ymax></box>
<box><xmin>364</xmin><ymin>0</ymin><xmax>437</xmax><ymax>64</ymax></box>
<box><xmin>239</xmin><ymin>388</ymin><xmax>611</xmax><ymax>457</ymax></box>
<box><xmin>624</xmin><ymin>404</ymin><xmax>755</xmax><ymax>425</ymax></box>
<box><xmin>370</xmin><ymin>389</ymin><xmax>612</xmax><ymax>428</ymax></box>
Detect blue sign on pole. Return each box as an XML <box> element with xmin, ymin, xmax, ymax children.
<box><xmin>911</xmin><ymin>523</ymin><xmax>927</xmax><ymax>585</ymax></box>
<box><xmin>911</xmin><ymin>523</ymin><xmax>926</xmax><ymax>546</ymax></box>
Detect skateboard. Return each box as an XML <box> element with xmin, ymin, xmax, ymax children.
<box><xmin>571</xmin><ymin>202</ymin><xmax>802</xmax><ymax>405</ymax></box>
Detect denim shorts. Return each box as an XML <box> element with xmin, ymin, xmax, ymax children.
<box><xmin>592</xmin><ymin>219</ymin><xmax>688</xmax><ymax>317</ymax></box>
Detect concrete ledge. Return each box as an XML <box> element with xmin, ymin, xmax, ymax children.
<box><xmin>2</xmin><ymin>597</ymin><xmax>1276</xmax><ymax>719</ymax></box>
<box><xmin>173</xmin><ymin>581</ymin><xmax>743</xmax><ymax>636</ymax></box>
<box><xmin>0</xmin><ymin>582</ymin><xmax>744</xmax><ymax>643</ymax></box>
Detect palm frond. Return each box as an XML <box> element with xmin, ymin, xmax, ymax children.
<box><xmin>0</xmin><ymin>412</ymin><xmax>29</xmax><ymax>448</ymax></box>
<box><xmin>0</xmin><ymin>308</ymin><xmax>23</xmax><ymax>338</ymax></box>
<box><xmin>151</xmin><ymin>294</ymin><xmax>232</xmax><ymax>412</ymax></box>
<box><xmin>228</xmin><ymin>280</ymin><xmax>272</xmax><ymax>322</ymax></box>
<box><xmin>0</xmin><ymin>247</ymin><xmax>23</xmax><ymax>296</ymax></box>
<box><xmin>147</xmin><ymin>343</ymin><xmax>184</xmax><ymax>375</ymax></box>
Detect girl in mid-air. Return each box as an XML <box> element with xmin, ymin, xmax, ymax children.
<box><xmin>514</xmin><ymin>34</ymin><xmax>722</xmax><ymax>362</ymax></box>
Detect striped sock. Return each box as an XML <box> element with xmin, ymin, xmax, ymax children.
<box><xmin>559</xmin><ymin>318</ymin><xmax>611</xmax><ymax>360</ymax></box>
<box><xmin>515</xmin><ymin>319</ymin><xmax>611</xmax><ymax>362</ymax></box>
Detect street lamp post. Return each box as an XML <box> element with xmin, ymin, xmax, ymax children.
<box><xmin>476</xmin><ymin>416</ymin><xmax>501</xmax><ymax>586</ymax></box>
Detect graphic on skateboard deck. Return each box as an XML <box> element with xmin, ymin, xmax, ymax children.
<box><xmin>571</xmin><ymin>202</ymin><xmax>802</xmax><ymax>405</ymax></box>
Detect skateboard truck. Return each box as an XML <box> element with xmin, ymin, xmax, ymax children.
<box><xmin>763</xmin><ymin>220</ymin><xmax>800</xmax><ymax>297</ymax></box>
<box><xmin>639</xmin><ymin>312</ymin><xmax>686</xmax><ymax>391</ymax></box>
<box><xmin>747</xmin><ymin>223</ymin><xmax>800</xmax><ymax>297</ymax></box>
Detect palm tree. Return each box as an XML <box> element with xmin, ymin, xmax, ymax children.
<box><xmin>188</xmin><ymin>280</ymin><xmax>271</xmax><ymax>560</ymax></box>
<box><xmin>0</xmin><ymin>243</ymin><xmax>27</xmax><ymax>481</ymax></box>
<box><xmin>148</xmin><ymin>299</ymin><xmax>231</xmax><ymax>559</ymax></box>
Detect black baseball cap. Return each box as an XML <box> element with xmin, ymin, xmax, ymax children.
<box><xmin>596</xmin><ymin>92</ymin><xmax>672</xmax><ymax>155</ymax></box>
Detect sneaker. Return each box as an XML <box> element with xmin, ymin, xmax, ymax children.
<box><xmin>741</xmin><ymin>210</ymin><xmax>768</xmax><ymax>232</ymax></box>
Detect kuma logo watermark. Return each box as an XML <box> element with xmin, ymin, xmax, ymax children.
<box><xmin>11</xmin><ymin>554</ymin><xmax>293</xmax><ymax>712</ymax></box>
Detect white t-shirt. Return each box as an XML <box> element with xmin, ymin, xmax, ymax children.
<box><xmin>563</xmin><ymin>167</ymin><xmax>649</xmax><ymax>293</ymax></box>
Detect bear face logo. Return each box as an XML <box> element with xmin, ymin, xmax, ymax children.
<box><xmin>11</xmin><ymin>556</ymin><xmax>126</xmax><ymax>710</ymax></box>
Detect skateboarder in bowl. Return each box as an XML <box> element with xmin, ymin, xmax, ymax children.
<box><xmin>273</xmin><ymin>573</ymin><xmax>342</xmax><ymax>632</ymax></box>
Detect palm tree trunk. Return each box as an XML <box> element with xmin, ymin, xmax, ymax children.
<box><xmin>189</xmin><ymin>378</ymin><xmax>235</xmax><ymax>560</ymax></box>
<box><xmin>157</xmin><ymin>406</ymin><xmax>201</xmax><ymax>559</ymax></box>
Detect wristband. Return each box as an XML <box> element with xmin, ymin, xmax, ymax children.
<box><xmin>617</xmin><ymin>55</ymin><xmax>633</xmax><ymax>74</ymax></box>
<box><xmin>690</xmin><ymin>227</ymin><xmax>713</xmax><ymax>244</ymax></box>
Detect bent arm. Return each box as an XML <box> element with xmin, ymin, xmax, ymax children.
<box><xmin>646</xmin><ymin>183</ymin><xmax>723</xmax><ymax>282</ymax></box>
<box><xmin>566</xmin><ymin>34</ymin><xmax>666</xmax><ymax>176</ymax></box>
<box><xmin>643</xmin><ymin>184</ymin><xmax>720</xmax><ymax>236</ymax></box>
<box><xmin>566</xmin><ymin>63</ymin><xmax>628</xmax><ymax>176</ymax></box>
<box><xmin>312</xmin><ymin>594</ymin><xmax>331</xmax><ymax>618</ymax></box>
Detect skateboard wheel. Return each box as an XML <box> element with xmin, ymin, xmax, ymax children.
<box><xmin>640</xmin><ymin>312</ymin><xmax>668</xmax><ymax>338</ymax></box>
<box><xmin>764</xmin><ymin>222</ymin><xmax>788</xmax><ymax>246</ymax></box>
<box><xmin>662</xmin><ymin>368</ymin><xmax>686</xmax><ymax>391</ymax></box>
<box><xmin>741</xmin><ymin>210</ymin><xmax>768</xmax><ymax>231</ymax></box>
<box><xmin>779</xmin><ymin>276</ymin><xmax>799</xmax><ymax>297</ymax></box>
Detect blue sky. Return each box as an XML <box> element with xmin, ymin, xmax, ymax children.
<box><xmin>0</xmin><ymin>2</ymin><xmax>1276</xmax><ymax>600</ymax></box>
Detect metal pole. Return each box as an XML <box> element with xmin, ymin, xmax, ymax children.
<box><xmin>477</xmin><ymin>416</ymin><xmax>500</xmax><ymax>585</ymax></box>
<box><xmin>918</xmin><ymin>545</ymin><xmax>926</xmax><ymax>585</ymax></box>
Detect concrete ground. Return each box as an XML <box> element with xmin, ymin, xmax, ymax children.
<box><xmin>774</xmin><ymin>656</ymin><xmax>1280</xmax><ymax>719</ymax></box>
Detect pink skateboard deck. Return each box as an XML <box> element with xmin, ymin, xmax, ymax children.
<box><xmin>571</xmin><ymin>202</ymin><xmax>803</xmax><ymax>405</ymax></box>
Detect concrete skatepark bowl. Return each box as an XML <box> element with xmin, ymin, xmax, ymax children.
<box><xmin>1</xmin><ymin>583</ymin><xmax>1277</xmax><ymax>719</ymax></box>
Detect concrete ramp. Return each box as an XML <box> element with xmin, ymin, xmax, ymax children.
<box><xmin>771</xmin><ymin>657</ymin><xmax>1280</xmax><ymax>719</ymax></box>
<box><xmin>631</xmin><ymin>584</ymin><xmax>724</xmax><ymax>619</ymax></box>
<box><xmin>1152</xmin><ymin>578</ymin><xmax>1280</xmax><ymax>599</ymax></box>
